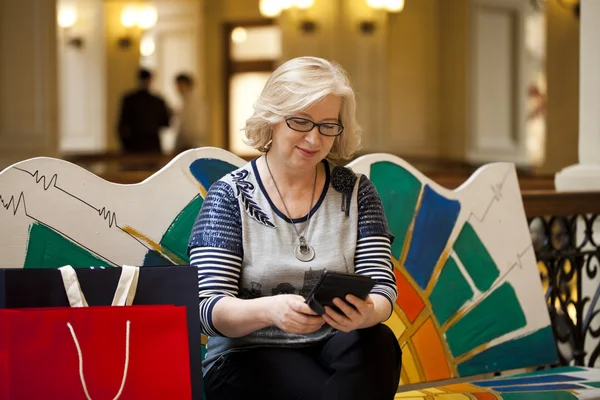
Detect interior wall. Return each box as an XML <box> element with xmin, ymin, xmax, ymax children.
<box><xmin>438</xmin><ymin>0</ymin><xmax>469</xmax><ymax>161</ymax></box>
<box><xmin>57</xmin><ymin>0</ymin><xmax>107</xmax><ymax>154</ymax></box>
<box><xmin>0</xmin><ymin>0</ymin><xmax>59</xmax><ymax>171</ymax></box>
<box><xmin>386</xmin><ymin>0</ymin><xmax>441</xmax><ymax>158</ymax></box>
<box><xmin>205</xmin><ymin>0</ymin><xmax>449</xmax><ymax>158</ymax></box>
<box><xmin>104</xmin><ymin>1</ymin><xmax>142</xmax><ymax>153</ymax></box>
<box><xmin>204</xmin><ymin>1</ymin><xmax>262</xmax><ymax>150</ymax></box>
<box><xmin>538</xmin><ymin>0</ymin><xmax>579</xmax><ymax>174</ymax></box>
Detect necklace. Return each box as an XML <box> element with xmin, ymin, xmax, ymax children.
<box><xmin>265</xmin><ymin>154</ymin><xmax>317</xmax><ymax>262</ymax></box>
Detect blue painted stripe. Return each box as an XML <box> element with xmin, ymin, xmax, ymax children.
<box><xmin>492</xmin><ymin>383</ymin><xmax>586</xmax><ymax>393</ymax></box>
<box><xmin>404</xmin><ymin>185</ymin><xmax>461</xmax><ymax>289</ymax></box>
<box><xmin>189</xmin><ymin>158</ymin><xmax>239</xmax><ymax>191</ymax></box>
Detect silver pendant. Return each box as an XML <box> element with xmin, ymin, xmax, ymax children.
<box><xmin>294</xmin><ymin>237</ymin><xmax>315</xmax><ymax>262</ymax></box>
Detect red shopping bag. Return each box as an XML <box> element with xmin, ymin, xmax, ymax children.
<box><xmin>0</xmin><ymin>266</ymin><xmax>192</xmax><ymax>400</ymax></box>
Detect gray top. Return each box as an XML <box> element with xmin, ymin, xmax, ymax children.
<box><xmin>188</xmin><ymin>158</ymin><xmax>397</xmax><ymax>374</ymax></box>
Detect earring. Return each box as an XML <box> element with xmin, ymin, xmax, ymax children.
<box><xmin>263</xmin><ymin>138</ymin><xmax>273</xmax><ymax>152</ymax></box>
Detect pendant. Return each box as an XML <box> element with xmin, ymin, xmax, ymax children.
<box><xmin>294</xmin><ymin>237</ymin><xmax>315</xmax><ymax>262</ymax></box>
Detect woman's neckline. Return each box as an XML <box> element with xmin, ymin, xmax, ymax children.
<box><xmin>251</xmin><ymin>157</ymin><xmax>331</xmax><ymax>223</ymax></box>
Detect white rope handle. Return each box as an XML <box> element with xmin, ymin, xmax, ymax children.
<box><xmin>67</xmin><ymin>320</ymin><xmax>131</xmax><ymax>400</ymax></box>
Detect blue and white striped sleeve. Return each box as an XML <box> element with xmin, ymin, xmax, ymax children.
<box><xmin>355</xmin><ymin>175</ymin><xmax>398</xmax><ymax>309</ymax></box>
<box><xmin>188</xmin><ymin>180</ymin><xmax>243</xmax><ymax>336</ymax></box>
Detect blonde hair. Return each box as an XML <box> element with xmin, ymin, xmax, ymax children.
<box><xmin>244</xmin><ymin>56</ymin><xmax>362</xmax><ymax>161</ymax></box>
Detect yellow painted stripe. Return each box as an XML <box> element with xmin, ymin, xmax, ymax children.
<box><xmin>402</xmin><ymin>342</ymin><xmax>423</xmax><ymax>384</ymax></box>
<box><xmin>122</xmin><ymin>225</ymin><xmax>186</xmax><ymax>265</ymax></box>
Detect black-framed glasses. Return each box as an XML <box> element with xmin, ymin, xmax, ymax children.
<box><xmin>285</xmin><ymin>117</ymin><xmax>344</xmax><ymax>137</ymax></box>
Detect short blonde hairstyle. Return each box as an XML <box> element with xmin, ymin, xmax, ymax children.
<box><xmin>244</xmin><ymin>56</ymin><xmax>362</xmax><ymax>161</ymax></box>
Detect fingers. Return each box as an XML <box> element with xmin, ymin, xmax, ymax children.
<box><xmin>283</xmin><ymin>315</ymin><xmax>324</xmax><ymax>334</ymax></box>
<box><xmin>291</xmin><ymin>297</ymin><xmax>319</xmax><ymax>315</ymax></box>
<box><xmin>322</xmin><ymin>296</ymin><xmax>372</xmax><ymax>333</ymax></box>
<box><xmin>275</xmin><ymin>296</ymin><xmax>324</xmax><ymax>333</ymax></box>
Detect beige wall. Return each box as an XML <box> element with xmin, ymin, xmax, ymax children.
<box><xmin>0</xmin><ymin>0</ymin><xmax>59</xmax><ymax>171</ymax></box>
<box><xmin>438</xmin><ymin>0</ymin><xmax>469</xmax><ymax>161</ymax></box>
<box><xmin>538</xmin><ymin>0</ymin><xmax>579</xmax><ymax>174</ymax></box>
<box><xmin>204</xmin><ymin>0</ymin><xmax>470</xmax><ymax>160</ymax></box>
<box><xmin>0</xmin><ymin>0</ymin><xmax>581</xmax><ymax>174</ymax></box>
<box><xmin>204</xmin><ymin>1</ymin><xmax>262</xmax><ymax>150</ymax></box>
<box><xmin>104</xmin><ymin>2</ymin><xmax>142</xmax><ymax>152</ymax></box>
<box><xmin>387</xmin><ymin>0</ymin><xmax>441</xmax><ymax>157</ymax></box>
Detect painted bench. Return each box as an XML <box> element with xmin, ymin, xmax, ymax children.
<box><xmin>2</xmin><ymin>147</ymin><xmax>600</xmax><ymax>399</ymax></box>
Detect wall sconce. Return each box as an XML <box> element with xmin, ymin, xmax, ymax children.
<box><xmin>57</xmin><ymin>5</ymin><xmax>84</xmax><ymax>48</ymax></box>
<box><xmin>361</xmin><ymin>0</ymin><xmax>405</xmax><ymax>34</ymax></box>
<box><xmin>366</xmin><ymin>0</ymin><xmax>405</xmax><ymax>12</ymax></box>
<box><xmin>530</xmin><ymin>0</ymin><xmax>580</xmax><ymax>18</ymax></box>
<box><xmin>118</xmin><ymin>5</ymin><xmax>158</xmax><ymax>49</ymax></box>
<box><xmin>259</xmin><ymin>0</ymin><xmax>317</xmax><ymax>33</ymax></box>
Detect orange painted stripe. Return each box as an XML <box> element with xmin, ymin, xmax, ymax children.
<box><xmin>443</xmin><ymin>383</ymin><xmax>484</xmax><ymax>393</ymax></box>
<box><xmin>394</xmin><ymin>268</ymin><xmax>425</xmax><ymax>322</ymax></box>
<box><xmin>474</xmin><ymin>393</ymin><xmax>498</xmax><ymax>400</ymax></box>
<box><xmin>412</xmin><ymin>318</ymin><xmax>452</xmax><ymax>381</ymax></box>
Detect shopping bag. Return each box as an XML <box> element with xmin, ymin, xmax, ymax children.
<box><xmin>0</xmin><ymin>265</ymin><xmax>202</xmax><ymax>399</ymax></box>
<box><xmin>0</xmin><ymin>266</ymin><xmax>192</xmax><ymax>400</ymax></box>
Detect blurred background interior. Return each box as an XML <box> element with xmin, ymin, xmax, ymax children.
<box><xmin>6</xmin><ymin>0</ymin><xmax>600</xmax><ymax>369</ymax></box>
<box><xmin>0</xmin><ymin>0</ymin><xmax>582</xmax><ymax>188</ymax></box>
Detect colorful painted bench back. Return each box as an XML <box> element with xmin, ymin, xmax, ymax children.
<box><xmin>0</xmin><ymin>148</ymin><xmax>567</xmax><ymax>390</ymax></box>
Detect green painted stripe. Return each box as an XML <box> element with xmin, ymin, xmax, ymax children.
<box><xmin>430</xmin><ymin>256</ymin><xmax>474</xmax><ymax>325</ymax></box>
<box><xmin>584</xmin><ymin>381</ymin><xmax>600</xmax><ymax>388</ymax></box>
<box><xmin>445</xmin><ymin>282</ymin><xmax>527</xmax><ymax>357</ymax></box>
<box><xmin>23</xmin><ymin>222</ymin><xmax>108</xmax><ymax>268</ymax></box>
<box><xmin>453</xmin><ymin>222</ymin><xmax>499</xmax><ymax>291</ymax></box>
<box><xmin>501</xmin><ymin>392</ymin><xmax>578</xmax><ymax>400</ymax></box>
<box><xmin>458</xmin><ymin>326</ymin><xmax>558</xmax><ymax>377</ymax></box>
<box><xmin>159</xmin><ymin>195</ymin><xmax>204</xmax><ymax>263</ymax></box>
<box><xmin>369</xmin><ymin>161</ymin><xmax>422</xmax><ymax>259</ymax></box>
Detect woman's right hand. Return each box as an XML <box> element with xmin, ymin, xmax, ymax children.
<box><xmin>268</xmin><ymin>295</ymin><xmax>324</xmax><ymax>334</ymax></box>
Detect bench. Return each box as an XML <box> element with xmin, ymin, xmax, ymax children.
<box><xmin>2</xmin><ymin>147</ymin><xmax>600</xmax><ymax>398</ymax></box>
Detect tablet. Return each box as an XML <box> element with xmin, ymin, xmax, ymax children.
<box><xmin>304</xmin><ymin>270</ymin><xmax>375</xmax><ymax>316</ymax></box>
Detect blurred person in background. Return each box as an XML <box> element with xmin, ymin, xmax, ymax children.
<box><xmin>117</xmin><ymin>68</ymin><xmax>171</xmax><ymax>154</ymax></box>
<box><xmin>173</xmin><ymin>73</ymin><xmax>207</xmax><ymax>153</ymax></box>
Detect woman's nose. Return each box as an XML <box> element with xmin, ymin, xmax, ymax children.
<box><xmin>304</xmin><ymin>126</ymin><xmax>320</xmax><ymax>143</ymax></box>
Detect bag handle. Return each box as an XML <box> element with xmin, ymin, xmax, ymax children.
<box><xmin>111</xmin><ymin>265</ymin><xmax>139</xmax><ymax>307</ymax></box>
<box><xmin>59</xmin><ymin>265</ymin><xmax>88</xmax><ymax>307</ymax></box>
<box><xmin>58</xmin><ymin>266</ymin><xmax>140</xmax><ymax>307</ymax></box>
<box><xmin>67</xmin><ymin>320</ymin><xmax>131</xmax><ymax>400</ymax></box>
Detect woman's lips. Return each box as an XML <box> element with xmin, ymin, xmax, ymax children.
<box><xmin>297</xmin><ymin>147</ymin><xmax>318</xmax><ymax>157</ymax></box>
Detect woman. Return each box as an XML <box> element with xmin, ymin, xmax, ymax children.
<box><xmin>188</xmin><ymin>56</ymin><xmax>402</xmax><ymax>399</ymax></box>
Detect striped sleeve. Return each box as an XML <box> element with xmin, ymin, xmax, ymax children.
<box><xmin>188</xmin><ymin>180</ymin><xmax>244</xmax><ymax>337</ymax></box>
<box><xmin>354</xmin><ymin>236</ymin><xmax>398</xmax><ymax>308</ymax></box>
<box><xmin>190</xmin><ymin>247</ymin><xmax>242</xmax><ymax>336</ymax></box>
<box><xmin>356</xmin><ymin>175</ymin><xmax>397</xmax><ymax>308</ymax></box>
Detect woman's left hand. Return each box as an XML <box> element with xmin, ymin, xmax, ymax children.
<box><xmin>322</xmin><ymin>294</ymin><xmax>375</xmax><ymax>332</ymax></box>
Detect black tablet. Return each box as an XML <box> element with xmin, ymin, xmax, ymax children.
<box><xmin>304</xmin><ymin>270</ymin><xmax>375</xmax><ymax>315</ymax></box>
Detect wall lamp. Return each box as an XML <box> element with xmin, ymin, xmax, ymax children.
<box><xmin>259</xmin><ymin>0</ymin><xmax>317</xmax><ymax>33</ymax></box>
<box><xmin>57</xmin><ymin>5</ymin><xmax>84</xmax><ymax>49</ymax></box>
<box><xmin>360</xmin><ymin>0</ymin><xmax>405</xmax><ymax>34</ymax></box>
<box><xmin>530</xmin><ymin>0</ymin><xmax>580</xmax><ymax>18</ymax></box>
<box><xmin>118</xmin><ymin>5</ymin><xmax>158</xmax><ymax>49</ymax></box>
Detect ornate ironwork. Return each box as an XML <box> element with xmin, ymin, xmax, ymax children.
<box><xmin>529</xmin><ymin>213</ymin><xmax>600</xmax><ymax>367</ymax></box>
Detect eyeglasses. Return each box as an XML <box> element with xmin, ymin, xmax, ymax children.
<box><xmin>285</xmin><ymin>117</ymin><xmax>344</xmax><ymax>137</ymax></box>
